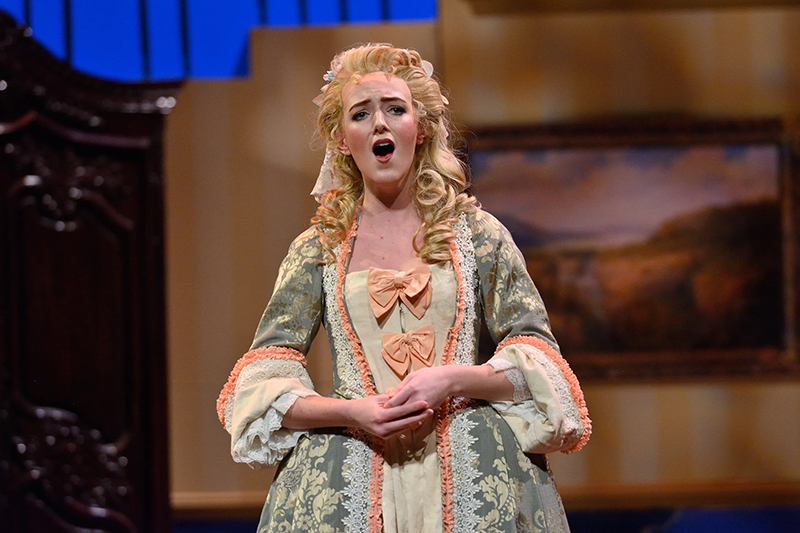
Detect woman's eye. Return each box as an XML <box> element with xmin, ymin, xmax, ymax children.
<box><xmin>388</xmin><ymin>106</ymin><xmax>406</xmax><ymax>115</ymax></box>
<box><xmin>352</xmin><ymin>111</ymin><xmax>368</xmax><ymax>121</ymax></box>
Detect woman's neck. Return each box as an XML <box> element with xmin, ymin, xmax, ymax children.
<box><xmin>349</xmin><ymin>191</ymin><xmax>427</xmax><ymax>273</ymax></box>
<box><xmin>360</xmin><ymin>165</ymin><xmax>416</xmax><ymax>211</ymax></box>
<box><xmin>361</xmin><ymin>192</ymin><xmax>416</xmax><ymax>221</ymax></box>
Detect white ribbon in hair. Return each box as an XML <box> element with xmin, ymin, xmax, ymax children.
<box><xmin>310</xmin><ymin>149</ymin><xmax>343</xmax><ymax>203</ymax></box>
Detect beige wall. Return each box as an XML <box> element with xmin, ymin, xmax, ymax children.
<box><xmin>441</xmin><ymin>0</ymin><xmax>800</xmax><ymax>123</ymax></box>
<box><xmin>166</xmin><ymin>1</ymin><xmax>800</xmax><ymax>513</ymax></box>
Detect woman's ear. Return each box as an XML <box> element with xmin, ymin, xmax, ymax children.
<box><xmin>416</xmin><ymin>132</ymin><xmax>425</xmax><ymax>146</ymax></box>
<box><xmin>337</xmin><ymin>135</ymin><xmax>351</xmax><ymax>155</ymax></box>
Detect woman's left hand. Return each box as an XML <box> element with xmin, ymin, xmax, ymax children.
<box><xmin>384</xmin><ymin>364</ymin><xmax>515</xmax><ymax>409</ymax></box>
<box><xmin>383</xmin><ymin>366</ymin><xmax>454</xmax><ymax>410</ymax></box>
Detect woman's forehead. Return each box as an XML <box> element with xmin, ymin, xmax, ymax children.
<box><xmin>342</xmin><ymin>72</ymin><xmax>412</xmax><ymax>107</ymax></box>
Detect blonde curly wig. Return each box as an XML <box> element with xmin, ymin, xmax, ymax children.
<box><xmin>312</xmin><ymin>43</ymin><xmax>476</xmax><ymax>263</ymax></box>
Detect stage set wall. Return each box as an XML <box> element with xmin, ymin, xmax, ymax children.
<box><xmin>164</xmin><ymin>0</ymin><xmax>800</xmax><ymax>515</ymax></box>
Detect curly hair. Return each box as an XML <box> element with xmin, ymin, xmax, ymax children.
<box><xmin>312</xmin><ymin>44</ymin><xmax>476</xmax><ymax>264</ymax></box>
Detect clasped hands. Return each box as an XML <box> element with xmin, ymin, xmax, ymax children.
<box><xmin>352</xmin><ymin>366</ymin><xmax>452</xmax><ymax>440</ymax></box>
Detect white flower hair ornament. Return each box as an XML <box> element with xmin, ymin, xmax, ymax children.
<box><xmin>310</xmin><ymin>55</ymin><xmax>446</xmax><ymax>203</ymax></box>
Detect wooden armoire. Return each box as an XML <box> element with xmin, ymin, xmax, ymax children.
<box><xmin>0</xmin><ymin>12</ymin><xmax>178</xmax><ymax>532</ymax></box>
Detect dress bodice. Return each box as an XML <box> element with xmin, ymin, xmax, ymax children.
<box><xmin>344</xmin><ymin>264</ymin><xmax>457</xmax><ymax>532</ymax></box>
<box><xmin>344</xmin><ymin>263</ymin><xmax>457</xmax><ymax>394</ymax></box>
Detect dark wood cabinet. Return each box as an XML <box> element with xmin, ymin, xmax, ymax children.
<box><xmin>0</xmin><ymin>12</ymin><xmax>179</xmax><ymax>532</ymax></box>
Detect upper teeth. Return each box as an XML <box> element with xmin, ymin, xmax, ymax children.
<box><xmin>374</xmin><ymin>143</ymin><xmax>393</xmax><ymax>155</ymax></box>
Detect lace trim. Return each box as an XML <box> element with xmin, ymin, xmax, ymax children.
<box><xmin>327</xmin><ymin>221</ymin><xmax>383</xmax><ymax>533</ymax></box>
<box><xmin>235</xmin><ymin>359</ymin><xmax>314</xmax><ymax>394</ymax></box>
<box><xmin>486</xmin><ymin>359</ymin><xmax>533</xmax><ymax>403</ymax></box>
<box><xmin>486</xmin><ymin>358</ymin><xmax>515</xmax><ymax>372</ymax></box>
<box><xmin>434</xmin><ymin>214</ymin><xmax>482</xmax><ymax>532</ymax></box>
<box><xmin>223</xmin><ymin>357</ymin><xmax>312</xmax><ymax>433</ymax></box>
<box><xmin>433</xmin><ymin>217</ymin><xmax>473</xmax><ymax>532</ymax></box>
<box><xmin>330</xmin><ymin>219</ymin><xmax>376</xmax><ymax>397</ymax></box>
<box><xmin>497</xmin><ymin>336</ymin><xmax>591</xmax><ymax>453</ymax></box>
<box><xmin>341</xmin><ymin>436</ymin><xmax>373</xmax><ymax>533</ymax></box>
<box><xmin>526</xmin><ymin>347</ymin><xmax>581</xmax><ymax>445</ymax></box>
<box><xmin>450</xmin><ymin>409</ymin><xmax>482</xmax><ymax>533</ymax></box>
<box><xmin>231</xmin><ymin>389</ymin><xmax>318</xmax><ymax>467</ymax></box>
<box><xmin>217</xmin><ymin>346</ymin><xmax>307</xmax><ymax>428</ymax></box>
<box><xmin>453</xmin><ymin>214</ymin><xmax>477</xmax><ymax>367</ymax></box>
<box><xmin>323</xmin><ymin>246</ymin><xmax>365</xmax><ymax>399</ymax></box>
<box><xmin>338</xmin><ymin>219</ymin><xmax>377</xmax><ymax>395</ymax></box>
<box><xmin>429</xmin><ymin>215</ymin><xmax>480</xmax><ymax>532</ymax></box>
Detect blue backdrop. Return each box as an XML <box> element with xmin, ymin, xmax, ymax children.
<box><xmin>0</xmin><ymin>0</ymin><xmax>437</xmax><ymax>81</ymax></box>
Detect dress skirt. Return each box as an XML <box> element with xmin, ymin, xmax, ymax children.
<box><xmin>256</xmin><ymin>404</ymin><xmax>570</xmax><ymax>533</ymax></box>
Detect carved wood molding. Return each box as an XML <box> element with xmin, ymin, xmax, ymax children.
<box><xmin>0</xmin><ymin>13</ymin><xmax>180</xmax><ymax>124</ymax></box>
<box><xmin>0</xmin><ymin>11</ymin><xmax>181</xmax><ymax>533</ymax></box>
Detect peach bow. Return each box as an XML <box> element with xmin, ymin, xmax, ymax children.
<box><xmin>381</xmin><ymin>324</ymin><xmax>436</xmax><ymax>379</ymax></box>
<box><xmin>366</xmin><ymin>266</ymin><xmax>431</xmax><ymax>321</ymax></box>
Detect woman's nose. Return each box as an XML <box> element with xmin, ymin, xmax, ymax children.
<box><xmin>373</xmin><ymin>111</ymin><xmax>388</xmax><ymax>133</ymax></box>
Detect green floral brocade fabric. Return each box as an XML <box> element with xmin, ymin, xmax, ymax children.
<box><xmin>219</xmin><ymin>210</ymin><xmax>589</xmax><ymax>533</ymax></box>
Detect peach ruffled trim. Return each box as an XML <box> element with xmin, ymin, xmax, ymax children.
<box><xmin>369</xmin><ymin>444</ymin><xmax>384</xmax><ymax>533</ymax></box>
<box><xmin>216</xmin><ymin>346</ymin><xmax>306</xmax><ymax>426</ymax></box>
<box><xmin>440</xmin><ymin>239</ymin><xmax>466</xmax><ymax>367</ymax></box>
<box><xmin>436</xmin><ymin>404</ymin><xmax>454</xmax><ymax>532</ymax></box>
<box><xmin>436</xmin><ymin>239</ymin><xmax>466</xmax><ymax>533</ymax></box>
<box><xmin>496</xmin><ymin>335</ymin><xmax>592</xmax><ymax>453</ymax></box>
<box><xmin>336</xmin><ymin>219</ymin><xmax>378</xmax><ymax>396</ymax></box>
<box><xmin>337</xmin><ymin>220</ymin><xmax>383</xmax><ymax>533</ymax></box>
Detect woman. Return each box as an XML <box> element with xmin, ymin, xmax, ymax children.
<box><xmin>217</xmin><ymin>44</ymin><xmax>591</xmax><ymax>533</ymax></box>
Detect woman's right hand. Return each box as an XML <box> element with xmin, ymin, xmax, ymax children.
<box><xmin>347</xmin><ymin>394</ymin><xmax>433</xmax><ymax>439</ymax></box>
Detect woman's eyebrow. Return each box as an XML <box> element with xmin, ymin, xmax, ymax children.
<box><xmin>347</xmin><ymin>95</ymin><xmax>408</xmax><ymax>113</ymax></box>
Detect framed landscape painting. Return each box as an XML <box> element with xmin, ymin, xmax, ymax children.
<box><xmin>468</xmin><ymin>117</ymin><xmax>800</xmax><ymax>380</ymax></box>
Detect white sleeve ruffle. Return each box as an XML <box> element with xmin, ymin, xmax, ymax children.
<box><xmin>227</xmin><ymin>356</ymin><xmax>318</xmax><ymax>467</ymax></box>
<box><xmin>485</xmin><ymin>358</ymin><xmax>533</xmax><ymax>403</ymax></box>
<box><xmin>485</xmin><ymin>340</ymin><xmax>590</xmax><ymax>454</ymax></box>
<box><xmin>232</xmin><ymin>388</ymin><xmax>319</xmax><ymax>467</ymax></box>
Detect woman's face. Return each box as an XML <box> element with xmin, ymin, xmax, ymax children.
<box><xmin>338</xmin><ymin>72</ymin><xmax>423</xmax><ymax>197</ymax></box>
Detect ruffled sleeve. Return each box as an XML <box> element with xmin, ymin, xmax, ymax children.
<box><xmin>216</xmin><ymin>227</ymin><xmax>325</xmax><ymax>467</ymax></box>
<box><xmin>472</xmin><ymin>211</ymin><xmax>591</xmax><ymax>454</ymax></box>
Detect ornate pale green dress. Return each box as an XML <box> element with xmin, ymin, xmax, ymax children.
<box><xmin>217</xmin><ymin>210</ymin><xmax>591</xmax><ymax>533</ymax></box>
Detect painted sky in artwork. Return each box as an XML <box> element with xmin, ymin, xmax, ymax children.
<box><xmin>471</xmin><ymin>144</ymin><xmax>778</xmax><ymax>249</ymax></box>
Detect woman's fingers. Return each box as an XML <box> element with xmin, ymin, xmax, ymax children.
<box><xmin>383</xmin><ymin>383</ymin><xmax>410</xmax><ymax>408</ymax></box>
<box><xmin>350</xmin><ymin>395</ymin><xmax>432</xmax><ymax>439</ymax></box>
<box><xmin>383</xmin><ymin>375</ymin><xmax>419</xmax><ymax>408</ymax></box>
<box><xmin>380</xmin><ymin>399</ymin><xmax>428</xmax><ymax>421</ymax></box>
<box><xmin>383</xmin><ymin>368</ymin><xmax>450</xmax><ymax>409</ymax></box>
<box><xmin>378</xmin><ymin>408</ymin><xmax>433</xmax><ymax>438</ymax></box>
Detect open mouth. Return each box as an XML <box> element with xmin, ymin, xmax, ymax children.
<box><xmin>373</xmin><ymin>141</ymin><xmax>395</xmax><ymax>157</ymax></box>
